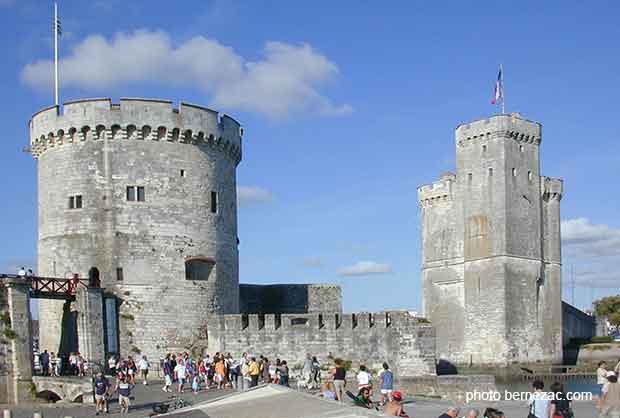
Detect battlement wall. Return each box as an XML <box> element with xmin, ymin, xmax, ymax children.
<box><xmin>542</xmin><ymin>176</ymin><xmax>563</xmax><ymax>200</ymax></box>
<box><xmin>29</xmin><ymin>98</ymin><xmax>242</xmax><ymax>164</ymax></box>
<box><xmin>455</xmin><ymin>113</ymin><xmax>541</xmax><ymax>148</ymax></box>
<box><xmin>239</xmin><ymin>283</ymin><xmax>342</xmax><ymax>314</ymax></box>
<box><xmin>208</xmin><ymin>311</ymin><xmax>436</xmax><ymax>377</ymax></box>
<box><xmin>418</xmin><ymin>173</ymin><xmax>456</xmax><ymax>207</ymax></box>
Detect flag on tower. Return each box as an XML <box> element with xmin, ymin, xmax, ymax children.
<box><xmin>491</xmin><ymin>66</ymin><xmax>503</xmax><ymax>105</ymax></box>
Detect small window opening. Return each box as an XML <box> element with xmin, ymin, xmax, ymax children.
<box><xmin>368</xmin><ymin>313</ymin><xmax>374</xmax><ymax>328</ymax></box>
<box><xmin>185</xmin><ymin>257</ymin><xmax>215</xmax><ymax>281</ymax></box>
<box><xmin>137</xmin><ymin>186</ymin><xmax>145</xmax><ymax>202</ymax></box>
<box><xmin>126</xmin><ymin>186</ymin><xmax>136</xmax><ymax>201</ymax></box>
<box><xmin>291</xmin><ymin>317</ymin><xmax>309</xmax><ymax>326</ymax></box>
<box><xmin>258</xmin><ymin>313</ymin><xmax>265</xmax><ymax>330</ymax></box>
<box><xmin>482</xmin><ymin>144</ymin><xmax>487</xmax><ymax>153</ymax></box>
<box><xmin>275</xmin><ymin>313</ymin><xmax>282</xmax><ymax>329</ymax></box>
<box><xmin>318</xmin><ymin>314</ymin><xmax>324</xmax><ymax>329</ymax></box>
<box><xmin>69</xmin><ymin>196</ymin><xmax>75</xmax><ymax>209</ymax></box>
<box><xmin>352</xmin><ymin>313</ymin><xmax>358</xmax><ymax>329</ymax></box>
<box><xmin>468</xmin><ymin>173</ymin><xmax>473</xmax><ymax>183</ymax></box>
<box><xmin>210</xmin><ymin>191</ymin><xmax>218</xmax><ymax>214</ymax></box>
<box><xmin>335</xmin><ymin>313</ymin><xmax>341</xmax><ymax>329</ymax></box>
<box><xmin>385</xmin><ymin>312</ymin><xmax>392</xmax><ymax>328</ymax></box>
<box><xmin>241</xmin><ymin>314</ymin><xmax>249</xmax><ymax>330</ymax></box>
<box><xmin>512</xmin><ymin>168</ymin><xmax>517</xmax><ymax>177</ymax></box>
<box><xmin>528</xmin><ymin>171</ymin><xmax>533</xmax><ymax>182</ymax></box>
<box><xmin>75</xmin><ymin>195</ymin><xmax>82</xmax><ymax>209</ymax></box>
<box><xmin>519</xmin><ymin>145</ymin><xmax>524</xmax><ymax>153</ymax></box>
<box><xmin>180</xmin><ymin>169</ymin><xmax>186</xmax><ymax>178</ymax></box>
<box><xmin>116</xmin><ymin>267</ymin><xmax>124</xmax><ymax>281</ymax></box>
<box><xmin>488</xmin><ymin>168</ymin><xmax>493</xmax><ymax>177</ymax></box>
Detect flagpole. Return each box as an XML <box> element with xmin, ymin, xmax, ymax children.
<box><xmin>54</xmin><ymin>1</ymin><xmax>59</xmax><ymax>106</ymax></box>
<box><xmin>500</xmin><ymin>63</ymin><xmax>505</xmax><ymax>114</ymax></box>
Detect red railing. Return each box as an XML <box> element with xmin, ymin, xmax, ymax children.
<box><xmin>0</xmin><ymin>274</ymin><xmax>93</xmax><ymax>299</ymax></box>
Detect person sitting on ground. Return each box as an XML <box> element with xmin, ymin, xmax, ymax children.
<box><xmin>483</xmin><ymin>408</ymin><xmax>504</xmax><ymax>418</ymax></box>
<box><xmin>356</xmin><ymin>386</ymin><xmax>374</xmax><ymax>409</ymax></box>
<box><xmin>318</xmin><ymin>382</ymin><xmax>337</xmax><ymax>400</ymax></box>
<box><xmin>437</xmin><ymin>406</ymin><xmax>460</xmax><ymax>418</ymax></box>
<box><xmin>384</xmin><ymin>390</ymin><xmax>410</xmax><ymax>417</ymax></box>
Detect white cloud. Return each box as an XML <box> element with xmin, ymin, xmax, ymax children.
<box><xmin>562</xmin><ymin>218</ymin><xmax>620</xmax><ymax>257</ymax></box>
<box><xmin>21</xmin><ymin>30</ymin><xmax>352</xmax><ymax>119</ymax></box>
<box><xmin>338</xmin><ymin>261</ymin><xmax>393</xmax><ymax>277</ymax></box>
<box><xmin>237</xmin><ymin>186</ymin><xmax>273</xmax><ymax>207</ymax></box>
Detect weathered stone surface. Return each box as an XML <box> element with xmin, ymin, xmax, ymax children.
<box><xmin>418</xmin><ymin>113</ymin><xmax>563</xmax><ymax>366</ymax></box>
<box><xmin>76</xmin><ymin>287</ymin><xmax>105</xmax><ymax>366</ymax></box>
<box><xmin>208</xmin><ymin>311</ymin><xmax>436</xmax><ymax>377</ymax></box>
<box><xmin>31</xmin><ymin>99</ymin><xmax>242</xmax><ymax>361</ymax></box>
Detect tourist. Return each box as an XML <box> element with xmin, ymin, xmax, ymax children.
<box><xmin>550</xmin><ymin>382</ymin><xmax>572</xmax><ymax>418</ymax></box>
<box><xmin>527</xmin><ymin>380</ymin><xmax>550</xmax><ymax>418</ymax></box>
<box><xmin>138</xmin><ymin>355</ymin><xmax>150</xmax><ymax>385</ymax></box>
<box><xmin>192</xmin><ymin>373</ymin><xmax>200</xmax><ymax>394</ymax></box>
<box><xmin>49</xmin><ymin>352</ymin><xmax>57</xmax><ymax>376</ymax></box>
<box><xmin>115</xmin><ymin>374</ymin><xmax>133</xmax><ymax>414</ymax></box>
<box><xmin>312</xmin><ymin>356</ymin><xmax>321</xmax><ymax>386</ymax></box>
<box><xmin>379</xmin><ymin>362</ymin><xmax>394</xmax><ymax>405</ymax></box>
<box><xmin>94</xmin><ymin>371</ymin><xmax>110</xmax><ymax>416</ymax></box>
<box><xmin>482</xmin><ymin>408</ymin><xmax>504</xmax><ymax>418</ymax></box>
<box><xmin>40</xmin><ymin>350</ymin><xmax>49</xmax><ymax>376</ymax></box>
<box><xmin>268</xmin><ymin>358</ymin><xmax>278</xmax><ymax>383</ymax></box>
<box><xmin>318</xmin><ymin>382</ymin><xmax>336</xmax><ymax>400</ymax></box>
<box><xmin>303</xmin><ymin>354</ymin><xmax>314</xmax><ymax>388</ymax></box>
<box><xmin>357</xmin><ymin>364</ymin><xmax>372</xmax><ymax>391</ymax></box>
<box><xmin>331</xmin><ymin>358</ymin><xmax>346</xmax><ymax>402</ymax></box>
<box><xmin>356</xmin><ymin>386</ymin><xmax>374</xmax><ymax>409</ymax></box>
<box><xmin>215</xmin><ymin>356</ymin><xmax>226</xmax><ymax>389</ymax></box>
<box><xmin>27</xmin><ymin>269</ymin><xmax>34</xmax><ymax>277</ymax></box>
<box><xmin>108</xmin><ymin>354</ymin><xmax>117</xmax><ymax>376</ymax></box>
<box><xmin>438</xmin><ymin>407</ymin><xmax>460</xmax><ymax>418</ymax></box>
<box><xmin>384</xmin><ymin>390</ymin><xmax>409</xmax><ymax>417</ymax></box>
<box><xmin>599</xmin><ymin>371</ymin><xmax>620</xmax><ymax>418</ymax></box>
<box><xmin>241</xmin><ymin>356</ymin><xmax>251</xmax><ymax>391</ymax></box>
<box><xmin>170</xmin><ymin>354</ymin><xmax>177</xmax><ymax>382</ymax></box>
<box><xmin>465</xmin><ymin>408</ymin><xmax>480</xmax><ymax>418</ymax></box>
<box><xmin>174</xmin><ymin>358</ymin><xmax>187</xmax><ymax>393</ymax></box>
<box><xmin>249</xmin><ymin>357</ymin><xmax>260</xmax><ymax>387</ymax></box>
<box><xmin>599</xmin><ymin>361</ymin><xmax>610</xmax><ymax>395</ymax></box>
<box><xmin>127</xmin><ymin>356</ymin><xmax>136</xmax><ymax>384</ymax></box>
<box><xmin>230</xmin><ymin>355</ymin><xmax>241</xmax><ymax>389</ymax></box>
<box><xmin>162</xmin><ymin>354</ymin><xmax>173</xmax><ymax>393</ymax></box>
<box><xmin>17</xmin><ymin>267</ymin><xmax>26</xmax><ymax>278</ymax></box>
<box><xmin>278</xmin><ymin>360</ymin><xmax>289</xmax><ymax>387</ymax></box>
<box><xmin>262</xmin><ymin>357</ymin><xmax>271</xmax><ymax>384</ymax></box>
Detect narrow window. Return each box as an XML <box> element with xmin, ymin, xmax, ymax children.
<box><xmin>75</xmin><ymin>195</ymin><xmax>82</xmax><ymax>209</ymax></box>
<box><xmin>482</xmin><ymin>144</ymin><xmax>487</xmax><ymax>153</ymax></box>
<box><xmin>488</xmin><ymin>168</ymin><xmax>493</xmax><ymax>177</ymax></box>
<box><xmin>126</xmin><ymin>186</ymin><xmax>136</xmax><ymax>201</ymax></box>
<box><xmin>137</xmin><ymin>186</ymin><xmax>145</xmax><ymax>202</ymax></box>
<box><xmin>519</xmin><ymin>145</ymin><xmax>524</xmax><ymax>153</ymax></box>
<box><xmin>116</xmin><ymin>267</ymin><xmax>124</xmax><ymax>281</ymax></box>
<box><xmin>210</xmin><ymin>191</ymin><xmax>218</xmax><ymax>213</ymax></box>
<box><xmin>528</xmin><ymin>171</ymin><xmax>533</xmax><ymax>182</ymax></box>
<box><xmin>468</xmin><ymin>173</ymin><xmax>473</xmax><ymax>183</ymax></box>
<box><xmin>69</xmin><ymin>196</ymin><xmax>75</xmax><ymax>209</ymax></box>
<box><xmin>180</xmin><ymin>169</ymin><xmax>186</xmax><ymax>178</ymax></box>
<box><xmin>512</xmin><ymin>168</ymin><xmax>517</xmax><ymax>177</ymax></box>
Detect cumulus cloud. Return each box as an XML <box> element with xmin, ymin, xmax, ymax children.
<box><xmin>237</xmin><ymin>186</ymin><xmax>273</xmax><ymax>207</ymax></box>
<box><xmin>338</xmin><ymin>261</ymin><xmax>393</xmax><ymax>277</ymax></box>
<box><xmin>561</xmin><ymin>218</ymin><xmax>620</xmax><ymax>257</ymax></box>
<box><xmin>21</xmin><ymin>30</ymin><xmax>351</xmax><ymax>119</ymax></box>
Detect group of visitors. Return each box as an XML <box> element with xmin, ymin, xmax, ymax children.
<box><xmin>38</xmin><ymin>350</ymin><xmax>86</xmax><ymax>376</ymax></box>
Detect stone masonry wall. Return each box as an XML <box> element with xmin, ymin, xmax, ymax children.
<box><xmin>31</xmin><ymin>98</ymin><xmax>242</xmax><ymax>361</ymax></box>
<box><xmin>208</xmin><ymin>311</ymin><xmax>436</xmax><ymax>377</ymax></box>
<box><xmin>239</xmin><ymin>284</ymin><xmax>342</xmax><ymax>314</ymax></box>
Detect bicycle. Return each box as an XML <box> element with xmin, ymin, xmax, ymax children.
<box><xmin>151</xmin><ymin>394</ymin><xmax>191</xmax><ymax>415</ymax></box>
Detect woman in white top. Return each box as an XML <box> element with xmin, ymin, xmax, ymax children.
<box><xmin>138</xmin><ymin>355</ymin><xmax>150</xmax><ymax>385</ymax></box>
<box><xmin>599</xmin><ymin>372</ymin><xmax>620</xmax><ymax>418</ymax></box>
<box><xmin>599</xmin><ymin>361</ymin><xmax>609</xmax><ymax>395</ymax></box>
<box><xmin>356</xmin><ymin>365</ymin><xmax>372</xmax><ymax>390</ymax></box>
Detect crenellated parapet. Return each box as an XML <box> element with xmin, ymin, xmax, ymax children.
<box><xmin>29</xmin><ymin>98</ymin><xmax>243</xmax><ymax>165</ymax></box>
<box><xmin>541</xmin><ymin>176</ymin><xmax>563</xmax><ymax>201</ymax></box>
<box><xmin>418</xmin><ymin>172</ymin><xmax>456</xmax><ymax>207</ymax></box>
<box><xmin>455</xmin><ymin>112</ymin><xmax>541</xmax><ymax>148</ymax></box>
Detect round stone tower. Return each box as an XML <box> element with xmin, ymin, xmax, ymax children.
<box><xmin>30</xmin><ymin>98</ymin><xmax>242</xmax><ymax>360</ymax></box>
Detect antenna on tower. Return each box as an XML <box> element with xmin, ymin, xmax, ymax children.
<box><xmin>53</xmin><ymin>1</ymin><xmax>61</xmax><ymax>106</ymax></box>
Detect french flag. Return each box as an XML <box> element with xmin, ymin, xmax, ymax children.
<box><xmin>491</xmin><ymin>66</ymin><xmax>503</xmax><ymax>105</ymax></box>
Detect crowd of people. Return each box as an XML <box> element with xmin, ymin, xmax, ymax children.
<box><xmin>37</xmin><ymin>350</ymin><xmax>88</xmax><ymax>377</ymax></box>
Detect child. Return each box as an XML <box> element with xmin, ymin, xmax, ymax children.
<box><xmin>192</xmin><ymin>374</ymin><xmax>200</xmax><ymax>395</ymax></box>
<box><xmin>116</xmin><ymin>374</ymin><xmax>133</xmax><ymax>414</ymax></box>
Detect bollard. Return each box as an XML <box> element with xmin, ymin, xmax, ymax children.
<box><xmin>3</xmin><ymin>409</ymin><xmax>11</xmax><ymax>418</ymax></box>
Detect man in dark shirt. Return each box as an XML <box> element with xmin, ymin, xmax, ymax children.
<box><xmin>93</xmin><ymin>372</ymin><xmax>110</xmax><ymax>416</ymax></box>
<box><xmin>40</xmin><ymin>350</ymin><xmax>50</xmax><ymax>376</ymax></box>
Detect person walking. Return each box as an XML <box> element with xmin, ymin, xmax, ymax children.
<box><xmin>138</xmin><ymin>355</ymin><xmax>150</xmax><ymax>385</ymax></box>
<box><xmin>356</xmin><ymin>365</ymin><xmax>372</xmax><ymax>391</ymax></box>
<box><xmin>331</xmin><ymin>358</ymin><xmax>346</xmax><ymax>402</ymax></box>
<box><xmin>550</xmin><ymin>382</ymin><xmax>573</xmax><ymax>418</ymax></box>
<box><xmin>312</xmin><ymin>356</ymin><xmax>321</xmax><ymax>386</ymax></box>
<box><xmin>303</xmin><ymin>354</ymin><xmax>314</xmax><ymax>389</ymax></box>
<box><xmin>174</xmin><ymin>358</ymin><xmax>187</xmax><ymax>393</ymax></box>
<box><xmin>599</xmin><ymin>362</ymin><xmax>610</xmax><ymax>396</ymax></box>
<box><xmin>162</xmin><ymin>354</ymin><xmax>173</xmax><ymax>393</ymax></box>
<box><xmin>278</xmin><ymin>360</ymin><xmax>290</xmax><ymax>387</ymax></box>
<box><xmin>108</xmin><ymin>355</ymin><xmax>117</xmax><ymax>376</ymax></box>
<box><xmin>527</xmin><ymin>380</ymin><xmax>550</xmax><ymax>418</ymax></box>
<box><xmin>599</xmin><ymin>371</ymin><xmax>620</xmax><ymax>418</ymax></box>
<box><xmin>115</xmin><ymin>374</ymin><xmax>133</xmax><ymax>414</ymax></box>
<box><xmin>379</xmin><ymin>362</ymin><xmax>394</xmax><ymax>406</ymax></box>
<box><xmin>93</xmin><ymin>371</ymin><xmax>110</xmax><ymax>416</ymax></box>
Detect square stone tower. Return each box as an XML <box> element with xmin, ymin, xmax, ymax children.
<box><xmin>418</xmin><ymin>113</ymin><xmax>563</xmax><ymax>366</ymax></box>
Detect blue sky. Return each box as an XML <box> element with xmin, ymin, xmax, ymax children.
<box><xmin>1</xmin><ymin>0</ymin><xmax>619</xmax><ymax>313</ymax></box>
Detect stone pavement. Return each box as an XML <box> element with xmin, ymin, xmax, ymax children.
<box><xmin>0</xmin><ymin>378</ymin><xmax>233</xmax><ymax>418</ymax></box>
